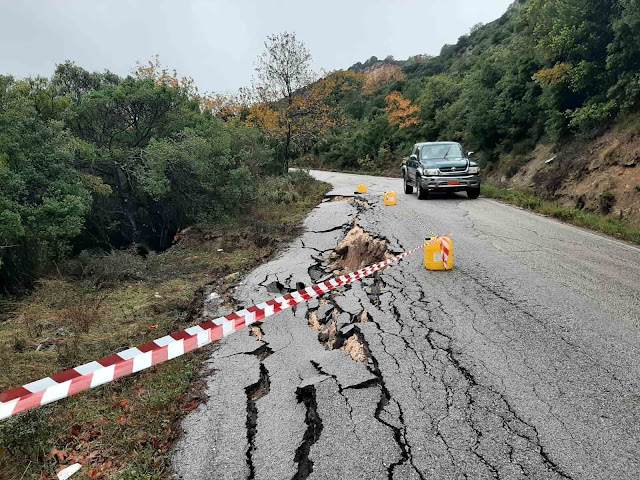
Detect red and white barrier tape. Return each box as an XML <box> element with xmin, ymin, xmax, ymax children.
<box><xmin>441</xmin><ymin>237</ymin><xmax>451</xmax><ymax>270</ymax></box>
<box><xmin>0</xmin><ymin>239</ymin><xmax>442</xmax><ymax>420</ymax></box>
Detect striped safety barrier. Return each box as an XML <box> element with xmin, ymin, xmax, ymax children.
<box><xmin>0</xmin><ymin>239</ymin><xmax>438</xmax><ymax>420</ymax></box>
<box><xmin>441</xmin><ymin>236</ymin><xmax>452</xmax><ymax>270</ymax></box>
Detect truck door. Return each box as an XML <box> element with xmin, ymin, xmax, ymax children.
<box><xmin>408</xmin><ymin>145</ymin><xmax>418</xmax><ymax>180</ymax></box>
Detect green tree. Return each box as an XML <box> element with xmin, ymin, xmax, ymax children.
<box><xmin>526</xmin><ymin>0</ymin><xmax>617</xmax><ymax>134</ymax></box>
<box><xmin>0</xmin><ymin>76</ymin><xmax>92</xmax><ymax>290</ymax></box>
<box><xmin>607</xmin><ymin>0</ymin><xmax>640</xmax><ymax>111</ymax></box>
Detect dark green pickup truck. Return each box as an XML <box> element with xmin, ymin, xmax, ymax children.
<box><xmin>402</xmin><ymin>142</ymin><xmax>480</xmax><ymax>199</ymax></box>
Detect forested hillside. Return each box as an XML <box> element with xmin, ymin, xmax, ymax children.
<box><xmin>297</xmin><ymin>0</ymin><xmax>640</xmax><ymax>220</ymax></box>
<box><xmin>308</xmin><ymin>0</ymin><xmax>640</xmax><ymax>163</ymax></box>
<box><xmin>0</xmin><ymin>60</ymin><xmax>286</xmax><ymax>292</ymax></box>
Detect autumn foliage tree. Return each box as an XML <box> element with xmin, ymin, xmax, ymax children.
<box><xmin>200</xmin><ymin>92</ymin><xmax>248</xmax><ymax>122</ymax></box>
<box><xmin>133</xmin><ymin>55</ymin><xmax>198</xmax><ymax>96</ymax></box>
<box><xmin>285</xmin><ymin>72</ymin><xmax>357</xmax><ymax>151</ymax></box>
<box><xmin>384</xmin><ymin>91</ymin><xmax>420</xmax><ymax>128</ymax></box>
<box><xmin>363</xmin><ymin>63</ymin><xmax>404</xmax><ymax>94</ymax></box>
<box><xmin>246</xmin><ymin>80</ymin><xmax>345</xmax><ymax>170</ymax></box>
<box><xmin>251</xmin><ymin>32</ymin><xmax>318</xmax><ymax>172</ymax></box>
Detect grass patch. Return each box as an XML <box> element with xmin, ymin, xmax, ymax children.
<box><xmin>481</xmin><ymin>185</ymin><xmax>640</xmax><ymax>245</ymax></box>
<box><xmin>0</xmin><ymin>171</ymin><xmax>330</xmax><ymax>479</ymax></box>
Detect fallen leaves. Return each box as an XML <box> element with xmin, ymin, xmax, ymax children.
<box><xmin>49</xmin><ymin>448</ymin><xmax>69</xmax><ymax>463</ymax></box>
<box><xmin>133</xmin><ymin>386</ymin><xmax>147</xmax><ymax>397</ymax></box>
<box><xmin>88</xmin><ymin>460</ymin><xmax>115</xmax><ymax>479</ymax></box>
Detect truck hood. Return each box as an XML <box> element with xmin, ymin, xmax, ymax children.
<box><xmin>421</xmin><ymin>158</ymin><xmax>470</xmax><ymax>169</ymax></box>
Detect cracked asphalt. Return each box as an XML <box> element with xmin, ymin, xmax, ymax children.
<box><xmin>173</xmin><ymin>170</ymin><xmax>640</xmax><ymax>480</ymax></box>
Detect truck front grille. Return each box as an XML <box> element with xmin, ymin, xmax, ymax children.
<box><xmin>439</xmin><ymin>166</ymin><xmax>467</xmax><ymax>174</ymax></box>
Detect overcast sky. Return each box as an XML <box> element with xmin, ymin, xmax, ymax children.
<box><xmin>1</xmin><ymin>0</ymin><xmax>514</xmax><ymax>93</ymax></box>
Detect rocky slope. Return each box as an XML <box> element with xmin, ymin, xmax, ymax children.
<box><xmin>484</xmin><ymin>118</ymin><xmax>640</xmax><ymax>224</ymax></box>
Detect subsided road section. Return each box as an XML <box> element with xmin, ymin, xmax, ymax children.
<box><xmin>173</xmin><ymin>170</ymin><xmax>640</xmax><ymax>480</ymax></box>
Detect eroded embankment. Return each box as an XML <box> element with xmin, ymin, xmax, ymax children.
<box><xmin>484</xmin><ymin>126</ymin><xmax>640</xmax><ymax>223</ymax></box>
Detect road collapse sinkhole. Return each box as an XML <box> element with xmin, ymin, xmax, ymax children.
<box><xmin>330</xmin><ymin>223</ymin><xmax>392</xmax><ymax>275</ymax></box>
<box><xmin>300</xmin><ymin>220</ymin><xmax>432</xmax><ymax>480</ymax></box>
<box><xmin>307</xmin><ymin>302</ymin><xmax>373</xmax><ymax>364</ymax></box>
<box><xmin>323</xmin><ymin>194</ymin><xmax>371</xmax><ymax>209</ymax></box>
<box><xmin>305</xmin><ymin>222</ymin><xmax>392</xmax><ymax>364</ymax></box>
<box><xmin>242</xmin><ymin>212</ymin><xmax>418</xmax><ymax>480</ymax></box>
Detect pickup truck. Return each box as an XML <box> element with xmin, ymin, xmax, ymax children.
<box><xmin>402</xmin><ymin>142</ymin><xmax>480</xmax><ymax>199</ymax></box>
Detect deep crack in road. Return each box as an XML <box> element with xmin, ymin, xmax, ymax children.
<box><xmin>173</xmin><ymin>171</ymin><xmax>640</xmax><ymax>480</ymax></box>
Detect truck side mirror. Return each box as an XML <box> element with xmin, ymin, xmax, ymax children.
<box><xmin>467</xmin><ymin>151</ymin><xmax>475</xmax><ymax>158</ymax></box>
<box><xmin>410</xmin><ymin>154</ymin><xmax>418</xmax><ymax>161</ymax></box>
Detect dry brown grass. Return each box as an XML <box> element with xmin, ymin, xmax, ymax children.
<box><xmin>61</xmin><ymin>305</ymin><xmax>103</xmax><ymax>334</ymax></box>
<box><xmin>599</xmin><ymin>139</ymin><xmax>622</xmax><ymax>164</ymax></box>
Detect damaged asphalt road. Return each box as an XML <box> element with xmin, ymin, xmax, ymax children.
<box><xmin>173</xmin><ymin>170</ymin><xmax>640</xmax><ymax>480</ymax></box>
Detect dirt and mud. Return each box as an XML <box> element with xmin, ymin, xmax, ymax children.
<box><xmin>485</xmin><ymin>124</ymin><xmax>640</xmax><ymax>222</ymax></box>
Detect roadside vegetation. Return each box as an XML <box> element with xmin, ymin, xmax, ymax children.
<box><xmin>481</xmin><ymin>185</ymin><xmax>640</xmax><ymax>244</ymax></box>
<box><xmin>0</xmin><ymin>171</ymin><xmax>329</xmax><ymax>479</ymax></box>
<box><xmin>0</xmin><ymin>60</ymin><xmax>272</xmax><ymax>293</ymax></box>
<box><xmin>0</xmin><ymin>35</ymin><xmax>332</xmax><ymax>478</ymax></box>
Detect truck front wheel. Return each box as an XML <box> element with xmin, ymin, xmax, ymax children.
<box><xmin>467</xmin><ymin>187</ymin><xmax>480</xmax><ymax>199</ymax></box>
<box><xmin>416</xmin><ymin>176</ymin><xmax>429</xmax><ymax>200</ymax></box>
<box><xmin>403</xmin><ymin>173</ymin><xmax>413</xmax><ymax>194</ymax></box>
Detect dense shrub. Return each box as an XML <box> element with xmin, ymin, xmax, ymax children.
<box><xmin>0</xmin><ymin>76</ymin><xmax>92</xmax><ymax>291</ymax></box>
<box><xmin>0</xmin><ymin>65</ymin><xmax>276</xmax><ymax>292</ymax></box>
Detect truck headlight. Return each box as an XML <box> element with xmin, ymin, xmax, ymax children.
<box><xmin>425</xmin><ymin>169</ymin><xmax>439</xmax><ymax>176</ymax></box>
<box><xmin>468</xmin><ymin>167</ymin><xmax>480</xmax><ymax>174</ymax></box>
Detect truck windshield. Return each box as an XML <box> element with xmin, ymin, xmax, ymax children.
<box><xmin>421</xmin><ymin>144</ymin><xmax>463</xmax><ymax>160</ymax></box>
